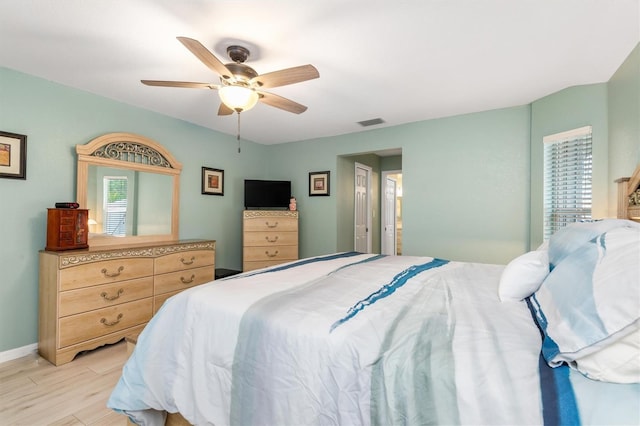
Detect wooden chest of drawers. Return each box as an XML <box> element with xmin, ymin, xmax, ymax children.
<box><xmin>243</xmin><ymin>210</ymin><xmax>298</xmax><ymax>271</ymax></box>
<box><xmin>38</xmin><ymin>239</ymin><xmax>215</xmax><ymax>365</ymax></box>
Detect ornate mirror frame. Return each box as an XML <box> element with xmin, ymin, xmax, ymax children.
<box><xmin>76</xmin><ymin>132</ymin><xmax>182</xmax><ymax>247</ymax></box>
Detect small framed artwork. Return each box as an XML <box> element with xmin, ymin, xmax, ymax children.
<box><xmin>309</xmin><ymin>171</ymin><xmax>330</xmax><ymax>196</ymax></box>
<box><xmin>0</xmin><ymin>131</ymin><xmax>27</xmax><ymax>180</ymax></box>
<box><xmin>202</xmin><ymin>167</ymin><xmax>224</xmax><ymax>196</ymax></box>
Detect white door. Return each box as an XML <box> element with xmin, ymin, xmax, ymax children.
<box><xmin>354</xmin><ymin>163</ymin><xmax>372</xmax><ymax>253</ymax></box>
<box><xmin>381</xmin><ymin>174</ymin><xmax>397</xmax><ymax>255</ymax></box>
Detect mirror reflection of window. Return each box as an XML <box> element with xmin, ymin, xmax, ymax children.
<box><xmin>104</xmin><ymin>176</ymin><xmax>128</xmax><ymax>236</ymax></box>
<box><xmin>77</xmin><ymin>133</ymin><xmax>182</xmax><ymax>246</ymax></box>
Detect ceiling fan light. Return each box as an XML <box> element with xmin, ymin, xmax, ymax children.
<box><xmin>219</xmin><ymin>86</ymin><xmax>259</xmax><ymax>112</ymax></box>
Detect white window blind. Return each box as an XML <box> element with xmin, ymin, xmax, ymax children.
<box><xmin>543</xmin><ymin>126</ymin><xmax>593</xmax><ymax>240</ymax></box>
<box><xmin>103</xmin><ymin>177</ymin><xmax>128</xmax><ymax>236</ymax></box>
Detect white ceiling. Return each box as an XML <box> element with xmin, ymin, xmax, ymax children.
<box><xmin>1</xmin><ymin>1</ymin><xmax>638</xmax><ymax>145</ymax></box>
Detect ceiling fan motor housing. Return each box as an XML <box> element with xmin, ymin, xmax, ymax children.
<box><xmin>220</xmin><ymin>45</ymin><xmax>258</xmax><ymax>84</ymax></box>
<box><xmin>223</xmin><ymin>63</ymin><xmax>258</xmax><ymax>84</ymax></box>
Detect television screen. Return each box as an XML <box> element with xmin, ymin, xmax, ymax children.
<box><xmin>244</xmin><ymin>179</ymin><xmax>291</xmax><ymax>210</ymax></box>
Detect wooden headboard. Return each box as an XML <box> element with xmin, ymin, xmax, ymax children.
<box><xmin>616</xmin><ymin>164</ymin><xmax>640</xmax><ymax>221</ymax></box>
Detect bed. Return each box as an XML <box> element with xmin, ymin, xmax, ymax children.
<box><xmin>108</xmin><ymin>167</ymin><xmax>640</xmax><ymax>426</ymax></box>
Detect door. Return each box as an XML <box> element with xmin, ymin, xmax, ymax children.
<box><xmin>354</xmin><ymin>163</ymin><xmax>372</xmax><ymax>253</ymax></box>
<box><xmin>381</xmin><ymin>174</ymin><xmax>397</xmax><ymax>255</ymax></box>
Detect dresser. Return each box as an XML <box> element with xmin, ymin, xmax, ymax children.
<box><xmin>243</xmin><ymin>210</ymin><xmax>299</xmax><ymax>271</ymax></box>
<box><xmin>38</xmin><ymin>239</ymin><xmax>215</xmax><ymax>366</ymax></box>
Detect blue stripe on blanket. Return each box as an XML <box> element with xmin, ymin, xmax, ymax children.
<box><xmin>330</xmin><ymin>253</ymin><xmax>386</xmax><ymax>273</ymax></box>
<box><xmin>330</xmin><ymin>258</ymin><xmax>449</xmax><ymax>332</ymax></box>
<box><xmin>528</xmin><ymin>294</ymin><xmax>562</xmax><ymax>361</ymax></box>
<box><xmin>526</xmin><ymin>298</ymin><xmax>581</xmax><ymax>425</ymax></box>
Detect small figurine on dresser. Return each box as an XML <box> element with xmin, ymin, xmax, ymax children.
<box><xmin>289</xmin><ymin>197</ymin><xmax>297</xmax><ymax>211</ymax></box>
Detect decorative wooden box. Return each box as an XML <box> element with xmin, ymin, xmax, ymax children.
<box><xmin>45</xmin><ymin>208</ymin><xmax>89</xmax><ymax>251</ymax></box>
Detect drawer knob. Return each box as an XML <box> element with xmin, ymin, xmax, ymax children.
<box><xmin>180</xmin><ymin>274</ymin><xmax>196</xmax><ymax>284</ymax></box>
<box><xmin>180</xmin><ymin>256</ymin><xmax>195</xmax><ymax>265</ymax></box>
<box><xmin>265</xmin><ymin>236</ymin><xmax>279</xmax><ymax>243</ymax></box>
<box><xmin>100</xmin><ymin>313</ymin><xmax>123</xmax><ymax>327</ymax></box>
<box><xmin>265</xmin><ymin>221</ymin><xmax>279</xmax><ymax>228</ymax></box>
<box><xmin>100</xmin><ymin>288</ymin><xmax>124</xmax><ymax>301</ymax></box>
<box><xmin>265</xmin><ymin>250</ymin><xmax>279</xmax><ymax>258</ymax></box>
<box><xmin>101</xmin><ymin>266</ymin><xmax>124</xmax><ymax>278</ymax></box>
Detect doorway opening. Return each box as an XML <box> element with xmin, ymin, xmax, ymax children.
<box><xmin>381</xmin><ymin>171</ymin><xmax>402</xmax><ymax>255</ymax></box>
<box><xmin>336</xmin><ymin>149</ymin><xmax>402</xmax><ymax>255</ymax></box>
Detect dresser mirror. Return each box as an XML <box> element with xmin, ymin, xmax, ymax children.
<box><xmin>76</xmin><ymin>132</ymin><xmax>182</xmax><ymax>247</ymax></box>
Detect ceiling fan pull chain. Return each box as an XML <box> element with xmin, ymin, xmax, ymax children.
<box><xmin>237</xmin><ymin>112</ymin><xmax>241</xmax><ymax>153</ymax></box>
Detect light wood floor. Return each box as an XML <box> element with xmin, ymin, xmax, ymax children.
<box><xmin>0</xmin><ymin>341</ymin><xmax>130</xmax><ymax>426</ymax></box>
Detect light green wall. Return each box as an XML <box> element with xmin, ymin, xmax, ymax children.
<box><xmin>608</xmin><ymin>43</ymin><xmax>640</xmax><ymax>213</ymax></box>
<box><xmin>269</xmin><ymin>105</ymin><xmax>532</xmax><ymax>264</ymax></box>
<box><xmin>336</xmin><ymin>155</ymin><xmax>355</xmax><ymax>252</ymax></box>
<box><xmin>381</xmin><ymin>155</ymin><xmax>402</xmax><ymax>171</ymax></box>
<box><xmin>529</xmin><ymin>83</ymin><xmax>609</xmax><ymax>250</ymax></box>
<box><xmin>401</xmin><ymin>107</ymin><xmax>532</xmax><ymax>262</ymax></box>
<box><xmin>1</xmin><ymin>40</ymin><xmax>638</xmax><ymax>355</ymax></box>
<box><xmin>0</xmin><ymin>67</ymin><xmax>269</xmax><ymax>353</ymax></box>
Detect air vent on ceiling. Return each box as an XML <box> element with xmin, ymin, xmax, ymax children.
<box><xmin>357</xmin><ymin>118</ymin><xmax>385</xmax><ymax>127</ymax></box>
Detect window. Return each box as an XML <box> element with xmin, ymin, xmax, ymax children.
<box><xmin>543</xmin><ymin>126</ymin><xmax>593</xmax><ymax>240</ymax></box>
<box><xmin>103</xmin><ymin>176</ymin><xmax>128</xmax><ymax>236</ymax></box>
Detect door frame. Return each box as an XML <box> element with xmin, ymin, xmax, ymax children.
<box><xmin>381</xmin><ymin>170</ymin><xmax>400</xmax><ymax>255</ymax></box>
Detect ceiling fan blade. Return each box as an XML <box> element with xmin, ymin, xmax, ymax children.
<box><xmin>176</xmin><ymin>36</ymin><xmax>236</xmax><ymax>82</ymax></box>
<box><xmin>218</xmin><ymin>103</ymin><xmax>234</xmax><ymax>116</ymax></box>
<box><xmin>258</xmin><ymin>91</ymin><xmax>308</xmax><ymax>114</ymax></box>
<box><xmin>141</xmin><ymin>80</ymin><xmax>219</xmax><ymax>89</ymax></box>
<box><xmin>251</xmin><ymin>64</ymin><xmax>319</xmax><ymax>89</ymax></box>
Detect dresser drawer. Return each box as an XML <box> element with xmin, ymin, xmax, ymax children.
<box><xmin>58</xmin><ymin>298</ymin><xmax>152</xmax><ymax>348</ymax></box>
<box><xmin>155</xmin><ymin>250</ymin><xmax>215</xmax><ymax>275</ymax></box>
<box><xmin>244</xmin><ymin>216</ymin><xmax>297</xmax><ymax>232</ymax></box>
<box><xmin>59</xmin><ymin>277</ymin><xmax>153</xmax><ymax>317</ymax></box>
<box><xmin>243</xmin><ymin>231</ymin><xmax>298</xmax><ymax>247</ymax></box>
<box><xmin>243</xmin><ymin>259</ymin><xmax>294</xmax><ymax>272</ymax></box>
<box><xmin>60</xmin><ymin>258</ymin><xmax>154</xmax><ymax>291</ymax></box>
<box><xmin>243</xmin><ymin>245</ymin><xmax>298</xmax><ymax>262</ymax></box>
<box><xmin>154</xmin><ymin>265</ymin><xmax>214</xmax><ymax>295</ymax></box>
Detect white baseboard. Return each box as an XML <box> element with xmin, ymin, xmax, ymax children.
<box><xmin>0</xmin><ymin>343</ymin><xmax>38</xmax><ymax>364</ymax></box>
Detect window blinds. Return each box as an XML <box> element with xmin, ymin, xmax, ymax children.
<box><xmin>543</xmin><ymin>126</ymin><xmax>593</xmax><ymax>240</ymax></box>
<box><xmin>103</xmin><ymin>177</ymin><xmax>128</xmax><ymax>236</ymax></box>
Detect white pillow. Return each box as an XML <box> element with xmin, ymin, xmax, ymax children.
<box><xmin>531</xmin><ymin>226</ymin><xmax>640</xmax><ymax>382</ymax></box>
<box><xmin>498</xmin><ymin>250</ymin><xmax>549</xmax><ymax>301</ymax></box>
<box><xmin>548</xmin><ymin>219</ymin><xmax>640</xmax><ymax>267</ymax></box>
<box><xmin>572</xmin><ymin>328</ymin><xmax>640</xmax><ymax>384</ymax></box>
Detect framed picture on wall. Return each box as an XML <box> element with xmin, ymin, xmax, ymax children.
<box><xmin>309</xmin><ymin>171</ymin><xmax>330</xmax><ymax>196</ymax></box>
<box><xmin>202</xmin><ymin>167</ymin><xmax>224</xmax><ymax>196</ymax></box>
<box><xmin>0</xmin><ymin>131</ymin><xmax>27</xmax><ymax>180</ymax></box>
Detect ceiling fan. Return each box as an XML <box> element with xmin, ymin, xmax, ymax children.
<box><xmin>141</xmin><ymin>37</ymin><xmax>319</xmax><ymax>116</ymax></box>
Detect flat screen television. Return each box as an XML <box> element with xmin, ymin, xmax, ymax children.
<box><xmin>244</xmin><ymin>179</ymin><xmax>291</xmax><ymax>210</ymax></box>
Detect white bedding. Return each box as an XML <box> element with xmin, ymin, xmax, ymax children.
<box><xmin>108</xmin><ymin>252</ymin><xmax>640</xmax><ymax>425</ymax></box>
